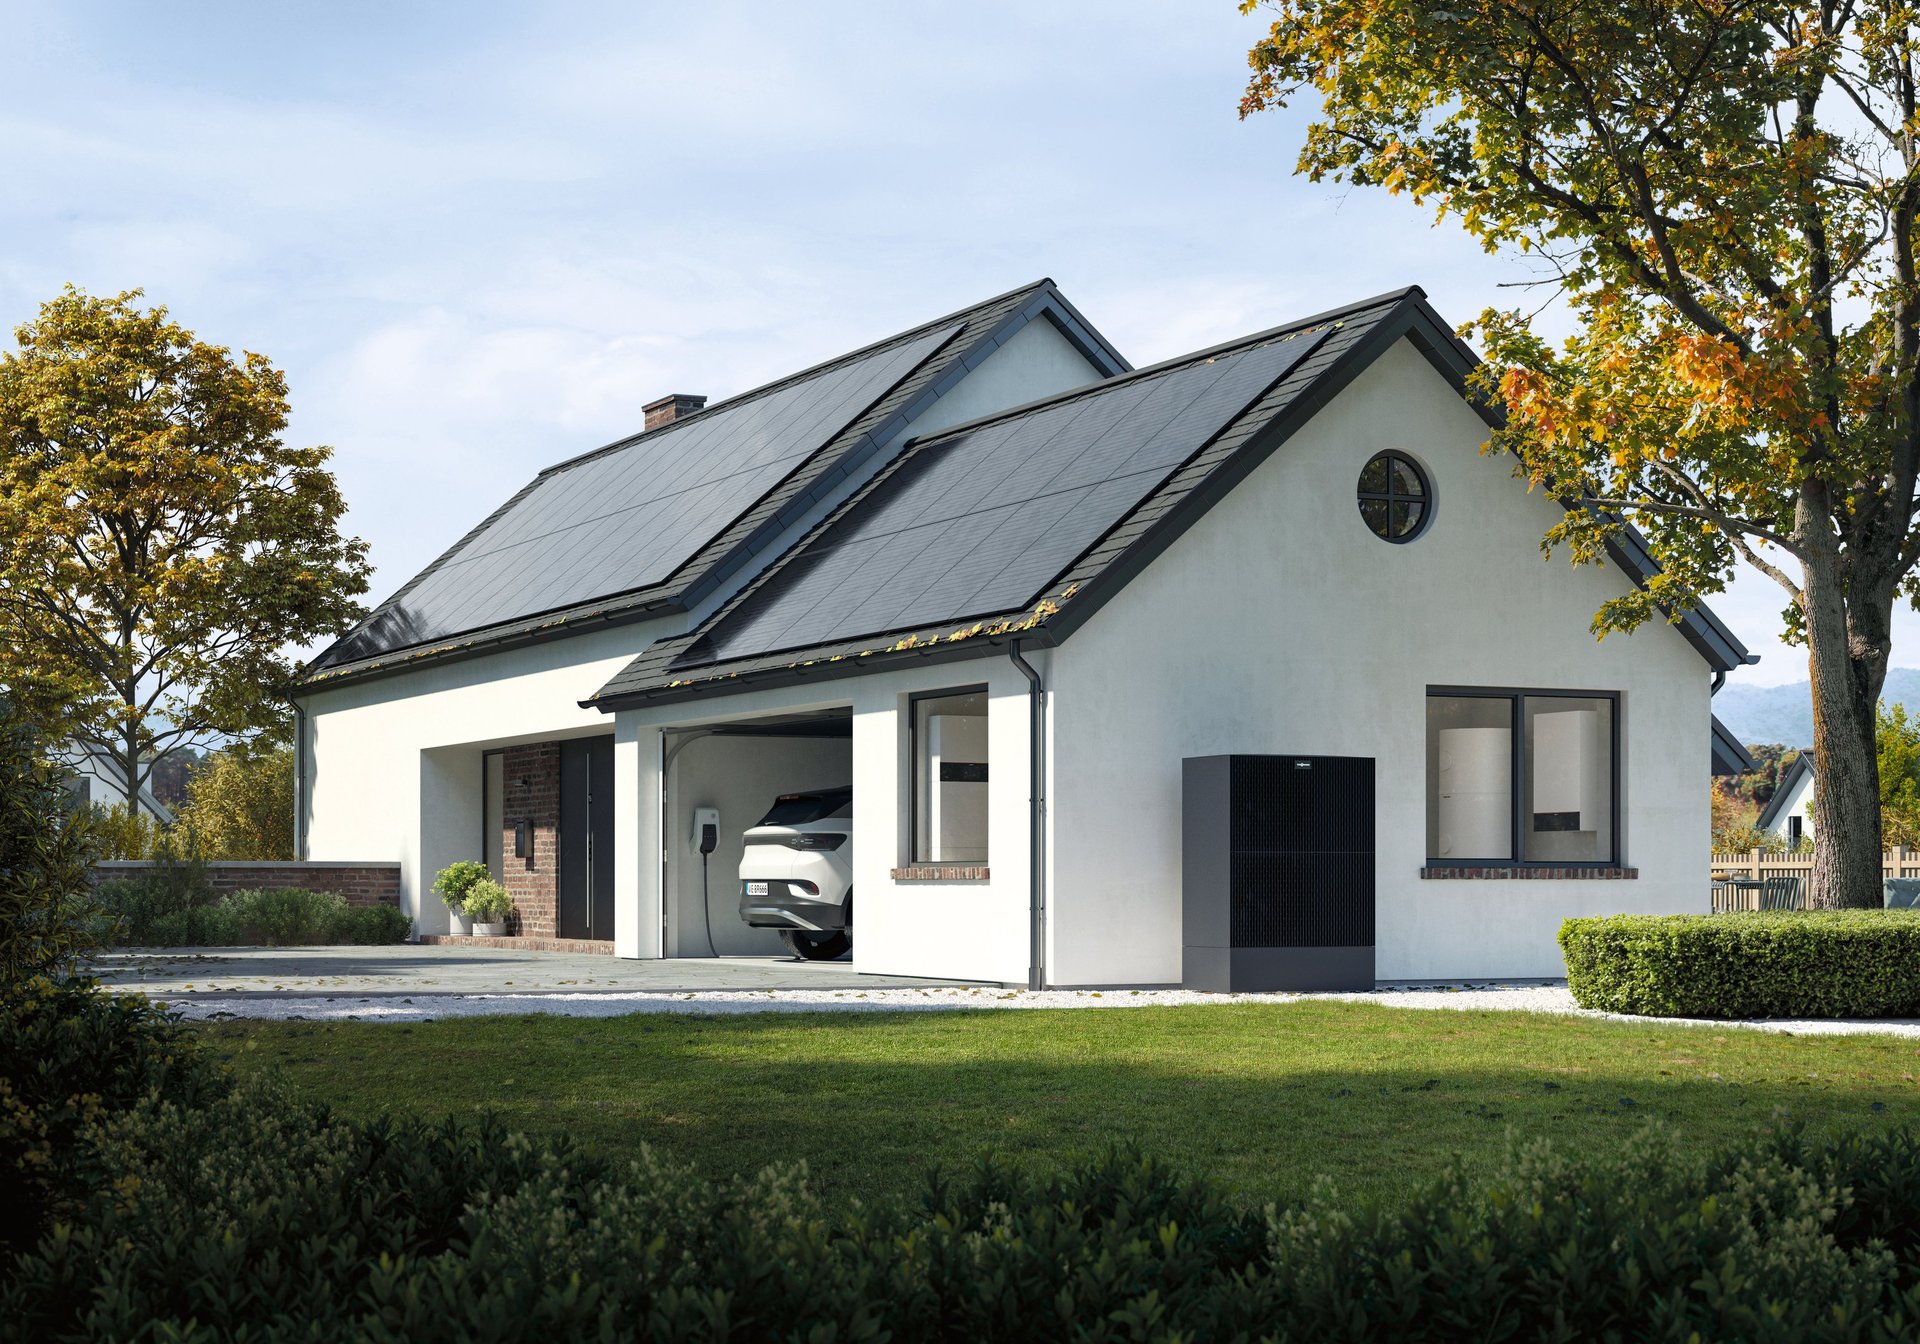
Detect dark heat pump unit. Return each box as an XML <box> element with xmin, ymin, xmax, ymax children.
<box><xmin>1182</xmin><ymin>754</ymin><xmax>1375</xmax><ymax>992</ymax></box>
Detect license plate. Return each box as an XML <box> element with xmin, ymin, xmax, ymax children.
<box><xmin>745</xmin><ymin>881</ymin><xmax>768</xmax><ymax>896</ymax></box>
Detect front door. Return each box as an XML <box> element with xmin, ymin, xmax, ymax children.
<box><xmin>558</xmin><ymin>737</ymin><xmax>615</xmax><ymax>940</ymax></box>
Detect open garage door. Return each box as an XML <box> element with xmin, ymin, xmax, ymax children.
<box><xmin>663</xmin><ymin>709</ymin><xmax>853</xmax><ymax>959</ymax></box>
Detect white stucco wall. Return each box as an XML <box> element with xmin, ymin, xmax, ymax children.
<box><xmin>1044</xmin><ymin>337</ymin><xmax>1713</xmax><ymax>983</ymax></box>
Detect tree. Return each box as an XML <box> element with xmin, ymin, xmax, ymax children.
<box><xmin>1878</xmin><ymin>702</ymin><xmax>1920</xmax><ymax>847</ymax></box>
<box><xmin>173</xmin><ymin>746</ymin><xmax>294</xmax><ymax>861</ymax></box>
<box><xmin>1241</xmin><ymin>0</ymin><xmax>1920</xmax><ymax>907</ymax></box>
<box><xmin>0</xmin><ymin>288</ymin><xmax>369</xmax><ymax>815</ymax></box>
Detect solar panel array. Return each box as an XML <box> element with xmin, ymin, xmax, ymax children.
<box><xmin>324</xmin><ymin>323</ymin><xmax>961</xmax><ymax>665</ymax></box>
<box><xmin>692</xmin><ymin>326</ymin><xmax>1331</xmax><ymax>666</ymax></box>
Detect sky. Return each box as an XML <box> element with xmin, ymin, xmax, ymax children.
<box><xmin>0</xmin><ymin>0</ymin><xmax>1900</xmax><ymax>688</ymax></box>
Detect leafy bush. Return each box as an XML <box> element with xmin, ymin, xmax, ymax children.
<box><xmin>335</xmin><ymin>903</ymin><xmax>412</xmax><ymax>945</ymax></box>
<box><xmin>86</xmin><ymin>802</ymin><xmax>163</xmax><ymax>860</ymax></box>
<box><xmin>15</xmin><ymin>985</ymin><xmax>1920</xmax><ymax>1339</ymax></box>
<box><xmin>0</xmin><ymin>705</ymin><xmax>104</xmax><ymax>979</ymax></box>
<box><xmin>0</xmin><ymin>977</ymin><xmax>229</xmax><ymax>1259</ymax></box>
<box><xmin>96</xmin><ymin>884</ymin><xmax>409</xmax><ymax>947</ymax></box>
<box><xmin>1562</xmin><ymin>910</ymin><xmax>1920</xmax><ymax>1018</ymax></box>
<box><xmin>462</xmin><ymin>877</ymin><xmax>513</xmax><ymax>923</ymax></box>
<box><xmin>222</xmin><ymin>886</ymin><xmax>344</xmax><ymax>945</ymax></box>
<box><xmin>172</xmin><ymin>745</ymin><xmax>294</xmax><ymax>860</ymax></box>
<box><xmin>432</xmin><ymin>860</ymin><xmax>490</xmax><ymax>914</ymax></box>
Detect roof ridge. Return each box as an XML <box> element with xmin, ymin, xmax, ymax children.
<box><xmin>533</xmin><ymin>279</ymin><xmax>1057</xmax><ymax>480</ymax></box>
<box><xmin>894</xmin><ymin>287</ymin><xmax>1425</xmax><ymax>450</ymax></box>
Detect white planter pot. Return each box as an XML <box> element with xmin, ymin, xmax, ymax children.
<box><xmin>447</xmin><ymin>910</ymin><xmax>473</xmax><ymax>937</ymax></box>
<box><xmin>472</xmin><ymin>921</ymin><xmax>507</xmax><ymax>937</ymax></box>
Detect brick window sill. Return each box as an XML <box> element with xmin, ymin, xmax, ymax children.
<box><xmin>891</xmin><ymin>865</ymin><xmax>990</xmax><ymax>881</ymax></box>
<box><xmin>1421</xmin><ymin>866</ymin><xmax>1638</xmax><ymax>880</ymax></box>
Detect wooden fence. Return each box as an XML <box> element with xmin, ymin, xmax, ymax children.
<box><xmin>1709</xmin><ymin>847</ymin><xmax>1920</xmax><ymax>910</ymax></box>
<box><xmin>1710</xmin><ymin>847</ymin><xmax>1920</xmax><ymax>882</ymax></box>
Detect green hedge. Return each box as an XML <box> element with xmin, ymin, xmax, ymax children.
<box><xmin>95</xmin><ymin>881</ymin><xmax>410</xmax><ymax>947</ymax></box>
<box><xmin>1561</xmin><ymin>910</ymin><xmax>1920</xmax><ymax>1018</ymax></box>
<box><xmin>14</xmin><ymin>982</ymin><xmax>1920</xmax><ymax>1339</ymax></box>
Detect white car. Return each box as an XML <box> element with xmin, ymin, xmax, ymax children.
<box><xmin>738</xmin><ymin>785</ymin><xmax>853</xmax><ymax>959</ymax></box>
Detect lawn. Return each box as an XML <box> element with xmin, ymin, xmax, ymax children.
<box><xmin>198</xmin><ymin>1001</ymin><xmax>1920</xmax><ymax>1210</ymax></box>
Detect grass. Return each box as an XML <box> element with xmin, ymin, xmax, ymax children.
<box><xmin>198</xmin><ymin>1002</ymin><xmax>1920</xmax><ymax>1210</ymax></box>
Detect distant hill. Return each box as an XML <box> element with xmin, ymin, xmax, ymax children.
<box><xmin>1713</xmin><ymin>667</ymin><xmax>1920</xmax><ymax>748</ymax></box>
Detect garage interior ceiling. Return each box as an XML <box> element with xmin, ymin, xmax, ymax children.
<box><xmin>687</xmin><ymin>325</ymin><xmax>1333</xmax><ymax>667</ymax></box>
<box><xmin>669</xmin><ymin>709</ymin><xmax>854</xmax><ymax>739</ymax></box>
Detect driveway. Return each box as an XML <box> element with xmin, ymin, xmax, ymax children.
<box><xmin>89</xmin><ymin>944</ymin><xmax>982</xmax><ymax>998</ymax></box>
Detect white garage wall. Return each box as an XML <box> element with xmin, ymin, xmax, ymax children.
<box><xmin>664</xmin><ymin>733</ymin><xmax>852</xmax><ymax>956</ymax></box>
<box><xmin>1046</xmin><ymin>337</ymin><xmax>1712</xmax><ymax>984</ymax></box>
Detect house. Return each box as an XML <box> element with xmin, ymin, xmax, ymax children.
<box><xmin>1757</xmin><ymin>753</ymin><xmax>1815</xmax><ymax>847</ymax></box>
<box><xmin>296</xmin><ymin>280</ymin><xmax>1752</xmax><ymax>984</ymax></box>
<box><xmin>59</xmin><ymin>743</ymin><xmax>174</xmax><ymax>824</ymax></box>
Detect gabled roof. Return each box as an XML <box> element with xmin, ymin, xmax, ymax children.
<box><xmin>1756</xmin><ymin>752</ymin><xmax>1814</xmax><ymax>831</ymax></box>
<box><xmin>63</xmin><ymin>744</ymin><xmax>175</xmax><ymax>824</ymax></box>
<box><xmin>1711</xmin><ymin>716</ymin><xmax>1759</xmax><ymax>776</ymax></box>
<box><xmin>588</xmin><ymin>286</ymin><xmax>1749</xmax><ymax>711</ymax></box>
<box><xmin>298</xmin><ymin>280</ymin><xmax>1127</xmax><ymax>688</ymax></box>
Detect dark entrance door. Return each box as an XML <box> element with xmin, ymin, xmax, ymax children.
<box><xmin>558</xmin><ymin>737</ymin><xmax>615</xmax><ymax>940</ymax></box>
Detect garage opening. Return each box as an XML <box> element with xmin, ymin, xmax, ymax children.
<box><xmin>662</xmin><ymin>708</ymin><xmax>853</xmax><ymax>960</ymax></box>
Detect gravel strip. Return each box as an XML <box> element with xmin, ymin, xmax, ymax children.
<box><xmin>154</xmin><ymin>981</ymin><xmax>1920</xmax><ymax>1037</ymax></box>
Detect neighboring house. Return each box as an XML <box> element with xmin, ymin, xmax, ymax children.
<box><xmin>297</xmin><ymin>281</ymin><xmax>1752</xmax><ymax>984</ymax></box>
<box><xmin>1756</xmin><ymin>753</ymin><xmax>1815</xmax><ymax>848</ymax></box>
<box><xmin>59</xmin><ymin>743</ymin><xmax>175</xmax><ymax>824</ymax></box>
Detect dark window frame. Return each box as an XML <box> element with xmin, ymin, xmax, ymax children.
<box><xmin>1358</xmin><ymin>450</ymin><xmax>1431</xmax><ymax>543</ymax></box>
<box><xmin>1426</xmin><ymin>685</ymin><xmax>1623</xmax><ymax>869</ymax></box>
<box><xmin>907</xmin><ymin>684</ymin><xmax>989</xmax><ymax>865</ymax></box>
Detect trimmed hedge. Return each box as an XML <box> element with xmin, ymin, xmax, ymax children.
<box><xmin>15</xmin><ymin>983</ymin><xmax>1920</xmax><ymax>1339</ymax></box>
<box><xmin>1561</xmin><ymin>910</ymin><xmax>1920</xmax><ymax>1018</ymax></box>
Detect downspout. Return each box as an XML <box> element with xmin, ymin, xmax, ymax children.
<box><xmin>292</xmin><ymin>699</ymin><xmax>309</xmax><ymax>860</ymax></box>
<box><xmin>1008</xmin><ymin>640</ymin><xmax>1046</xmax><ymax>991</ymax></box>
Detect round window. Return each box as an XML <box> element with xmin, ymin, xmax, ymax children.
<box><xmin>1357</xmin><ymin>451</ymin><xmax>1430</xmax><ymax>543</ymax></box>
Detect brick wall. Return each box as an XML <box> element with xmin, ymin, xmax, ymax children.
<box><xmin>501</xmin><ymin>741</ymin><xmax>560</xmax><ymax>939</ymax></box>
<box><xmin>93</xmin><ymin>861</ymin><xmax>401</xmax><ymax>908</ymax></box>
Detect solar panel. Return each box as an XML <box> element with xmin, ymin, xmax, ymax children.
<box><xmin>325</xmin><ymin>322</ymin><xmax>962</xmax><ymax>665</ymax></box>
<box><xmin>693</xmin><ymin>326</ymin><xmax>1331</xmax><ymax>664</ymax></box>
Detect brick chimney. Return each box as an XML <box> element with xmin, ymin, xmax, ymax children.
<box><xmin>644</xmin><ymin>393</ymin><xmax>707</xmax><ymax>431</ymax></box>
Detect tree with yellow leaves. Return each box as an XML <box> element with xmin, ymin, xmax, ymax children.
<box><xmin>0</xmin><ymin>288</ymin><xmax>369</xmax><ymax>817</ymax></box>
<box><xmin>1243</xmin><ymin>0</ymin><xmax>1920</xmax><ymax>906</ymax></box>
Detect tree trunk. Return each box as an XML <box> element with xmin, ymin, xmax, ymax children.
<box><xmin>1802</xmin><ymin>545</ymin><xmax>1887</xmax><ymax>909</ymax></box>
<box><xmin>121</xmin><ymin>708</ymin><xmax>143</xmax><ymax>822</ymax></box>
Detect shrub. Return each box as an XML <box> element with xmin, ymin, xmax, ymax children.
<box><xmin>16</xmin><ymin>987</ymin><xmax>1920</xmax><ymax>1339</ymax></box>
<box><xmin>223</xmin><ymin>887</ymin><xmax>344</xmax><ymax>945</ymax></box>
<box><xmin>0</xmin><ymin>705</ymin><xmax>104</xmax><ymax>979</ymax></box>
<box><xmin>96</xmin><ymin>884</ymin><xmax>410</xmax><ymax>948</ymax></box>
<box><xmin>334</xmin><ymin>903</ymin><xmax>412</xmax><ymax>945</ymax></box>
<box><xmin>0</xmin><ymin>977</ymin><xmax>229</xmax><ymax>1259</ymax></box>
<box><xmin>462</xmin><ymin>877</ymin><xmax>513</xmax><ymax>923</ymax></box>
<box><xmin>172</xmin><ymin>746</ymin><xmax>294</xmax><ymax>860</ymax></box>
<box><xmin>432</xmin><ymin>860</ymin><xmax>490</xmax><ymax>914</ymax></box>
<box><xmin>86</xmin><ymin>802</ymin><xmax>163</xmax><ymax>860</ymax></box>
<box><xmin>1561</xmin><ymin>910</ymin><xmax>1920</xmax><ymax>1018</ymax></box>
<box><xmin>142</xmin><ymin>902</ymin><xmax>244</xmax><ymax>947</ymax></box>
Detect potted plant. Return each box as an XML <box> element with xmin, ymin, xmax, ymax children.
<box><xmin>432</xmin><ymin>860</ymin><xmax>490</xmax><ymax>937</ymax></box>
<box><xmin>463</xmin><ymin>878</ymin><xmax>514</xmax><ymax>938</ymax></box>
